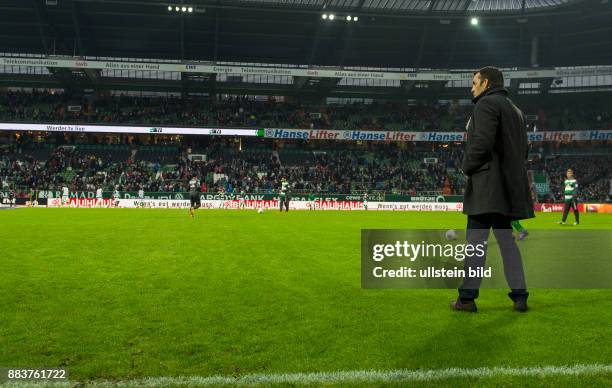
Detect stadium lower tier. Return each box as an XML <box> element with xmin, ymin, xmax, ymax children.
<box><xmin>1</xmin><ymin>132</ymin><xmax>610</xmax><ymax>202</ymax></box>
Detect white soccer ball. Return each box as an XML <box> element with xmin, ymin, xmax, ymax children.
<box><xmin>257</xmin><ymin>208</ymin><xmax>264</xmax><ymax>214</ymax></box>
<box><xmin>445</xmin><ymin>229</ymin><xmax>458</xmax><ymax>241</ymax></box>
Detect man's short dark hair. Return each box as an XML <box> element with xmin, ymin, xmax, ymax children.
<box><xmin>474</xmin><ymin>66</ymin><xmax>504</xmax><ymax>88</ymax></box>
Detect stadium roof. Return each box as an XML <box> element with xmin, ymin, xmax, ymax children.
<box><xmin>219</xmin><ymin>0</ymin><xmax>578</xmax><ymax>13</ymax></box>
<box><xmin>1</xmin><ymin>0</ymin><xmax>611</xmax><ymax>69</ymax></box>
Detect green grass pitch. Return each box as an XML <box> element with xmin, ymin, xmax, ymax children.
<box><xmin>1</xmin><ymin>209</ymin><xmax>611</xmax><ymax>386</ymax></box>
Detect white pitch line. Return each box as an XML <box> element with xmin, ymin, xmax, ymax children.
<box><xmin>4</xmin><ymin>364</ymin><xmax>611</xmax><ymax>387</ymax></box>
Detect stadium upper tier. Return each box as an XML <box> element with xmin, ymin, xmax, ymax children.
<box><xmin>1</xmin><ymin>91</ymin><xmax>611</xmax><ymax>132</ymax></box>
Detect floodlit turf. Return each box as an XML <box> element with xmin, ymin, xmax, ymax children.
<box><xmin>1</xmin><ymin>209</ymin><xmax>611</xmax><ymax>386</ymax></box>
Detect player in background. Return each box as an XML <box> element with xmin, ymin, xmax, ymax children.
<box><xmin>307</xmin><ymin>192</ymin><xmax>316</xmax><ymax>210</ymax></box>
<box><xmin>279</xmin><ymin>178</ymin><xmax>290</xmax><ymax>212</ymax></box>
<box><xmin>558</xmin><ymin>168</ymin><xmax>579</xmax><ymax>225</ymax></box>
<box><xmin>239</xmin><ymin>189</ymin><xmax>246</xmax><ymax>210</ymax></box>
<box><xmin>511</xmin><ymin>220</ymin><xmax>528</xmax><ymax>240</ymax></box>
<box><xmin>112</xmin><ymin>186</ymin><xmax>121</xmax><ymax>207</ymax></box>
<box><xmin>8</xmin><ymin>189</ymin><xmax>15</xmax><ymax>207</ymax></box>
<box><xmin>189</xmin><ymin>177</ymin><xmax>201</xmax><ymax>218</ymax></box>
<box><xmin>26</xmin><ymin>189</ymin><xmax>38</xmax><ymax>207</ymax></box>
<box><xmin>61</xmin><ymin>185</ymin><xmax>69</xmax><ymax>207</ymax></box>
<box><xmin>363</xmin><ymin>192</ymin><xmax>369</xmax><ymax>211</ymax></box>
<box><xmin>138</xmin><ymin>187</ymin><xmax>145</xmax><ymax>208</ymax></box>
<box><xmin>218</xmin><ymin>186</ymin><xmax>226</xmax><ymax>209</ymax></box>
<box><xmin>96</xmin><ymin>187</ymin><xmax>103</xmax><ymax>208</ymax></box>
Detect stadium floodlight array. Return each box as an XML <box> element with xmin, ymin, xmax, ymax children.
<box><xmin>321</xmin><ymin>14</ymin><xmax>358</xmax><ymax>22</ymax></box>
<box><xmin>168</xmin><ymin>5</ymin><xmax>193</xmax><ymax>13</ymax></box>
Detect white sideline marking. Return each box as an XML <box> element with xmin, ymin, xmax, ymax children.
<box><xmin>6</xmin><ymin>364</ymin><xmax>611</xmax><ymax>387</ymax></box>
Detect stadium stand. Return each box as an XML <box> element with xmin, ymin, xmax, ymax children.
<box><xmin>1</xmin><ymin>131</ymin><xmax>610</xmax><ymax>201</ymax></box>
<box><xmin>2</xmin><ymin>90</ymin><xmax>611</xmax><ymax>132</ymax></box>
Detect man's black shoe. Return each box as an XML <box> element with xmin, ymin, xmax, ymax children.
<box><xmin>450</xmin><ymin>299</ymin><xmax>477</xmax><ymax>312</ymax></box>
<box><xmin>513</xmin><ymin>300</ymin><xmax>528</xmax><ymax>312</ymax></box>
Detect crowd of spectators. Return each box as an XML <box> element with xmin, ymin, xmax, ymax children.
<box><xmin>2</xmin><ymin>90</ymin><xmax>611</xmax><ymax>132</ymax></box>
<box><xmin>2</xmin><ymin>133</ymin><xmax>609</xmax><ymax>201</ymax></box>
<box><xmin>0</xmin><ymin>133</ymin><xmax>466</xmax><ymax>196</ymax></box>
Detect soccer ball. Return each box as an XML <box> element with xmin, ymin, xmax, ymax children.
<box><xmin>257</xmin><ymin>208</ymin><xmax>264</xmax><ymax>214</ymax></box>
<box><xmin>445</xmin><ymin>229</ymin><xmax>458</xmax><ymax>241</ymax></box>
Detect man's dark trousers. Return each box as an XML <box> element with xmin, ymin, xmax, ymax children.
<box><xmin>279</xmin><ymin>195</ymin><xmax>290</xmax><ymax>212</ymax></box>
<box><xmin>561</xmin><ymin>199</ymin><xmax>579</xmax><ymax>223</ymax></box>
<box><xmin>458</xmin><ymin>213</ymin><xmax>529</xmax><ymax>302</ymax></box>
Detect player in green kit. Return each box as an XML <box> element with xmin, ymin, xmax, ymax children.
<box><xmin>511</xmin><ymin>220</ymin><xmax>528</xmax><ymax>240</ymax></box>
<box><xmin>363</xmin><ymin>193</ymin><xmax>369</xmax><ymax>211</ymax></box>
<box><xmin>558</xmin><ymin>168</ymin><xmax>579</xmax><ymax>225</ymax></box>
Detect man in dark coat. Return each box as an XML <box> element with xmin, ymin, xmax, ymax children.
<box><xmin>451</xmin><ymin>66</ymin><xmax>535</xmax><ymax>313</ymax></box>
